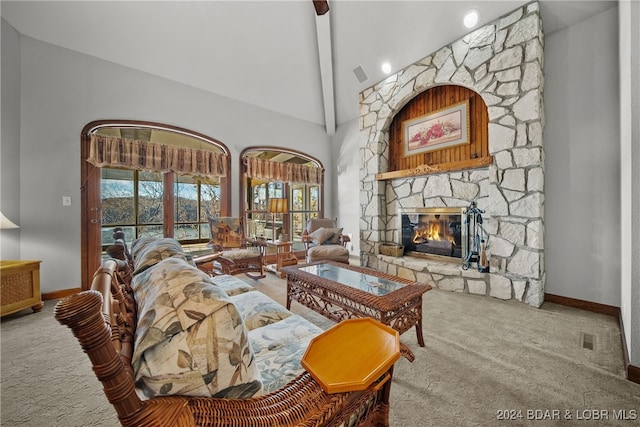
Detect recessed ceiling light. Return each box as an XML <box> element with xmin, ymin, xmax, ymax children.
<box><xmin>381</xmin><ymin>62</ymin><xmax>392</xmax><ymax>74</ymax></box>
<box><xmin>463</xmin><ymin>9</ymin><xmax>479</xmax><ymax>29</ymax></box>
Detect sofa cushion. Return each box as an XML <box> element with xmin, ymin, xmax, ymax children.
<box><xmin>130</xmin><ymin>237</ymin><xmax>194</xmax><ymax>274</ymax></box>
<box><xmin>208</xmin><ymin>274</ymin><xmax>256</xmax><ymax>296</ymax></box>
<box><xmin>220</xmin><ymin>248</ymin><xmax>262</xmax><ymax>260</ymax></box>
<box><xmin>308</xmin><ymin>244</ymin><xmax>350</xmax><ymax>263</ymax></box>
<box><xmin>230</xmin><ymin>291</ymin><xmax>292</xmax><ymax>331</ymax></box>
<box><xmin>249</xmin><ymin>315</ymin><xmax>324</xmax><ymax>393</ymax></box>
<box><xmin>131</xmin><ymin>257</ymin><xmax>262</xmax><ymax>399</ymax></box>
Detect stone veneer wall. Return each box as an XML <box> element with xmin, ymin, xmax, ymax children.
<box><xmin>359</xmin><ymin>2</ymin><xmax>545</xmax><ymax>307</ymax></box>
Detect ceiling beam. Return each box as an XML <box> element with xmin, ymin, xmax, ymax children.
<box><xmin>313</xmin><ymin>1</ymin><xmax>329</xmax><ymax>16</ymax></box>
<box><xmin>314</xmin><ymin>4</ymin><xmax>335</xmax><ymax>135</ymax></box>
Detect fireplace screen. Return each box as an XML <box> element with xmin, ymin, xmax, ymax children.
<box><xmin>399</xmin><ymin>208</ymin><xmax>466</xmax><ymax>259</ymax></box>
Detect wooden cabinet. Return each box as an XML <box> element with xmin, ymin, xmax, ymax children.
<box><xmin>1</xmin><ymin>260</ymin><xmax>43</xmax><ymax>317</ymax></box>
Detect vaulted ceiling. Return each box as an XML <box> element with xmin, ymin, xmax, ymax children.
<box><xmin>1</xmin><ymin>1</ymin><xmax>616</xmax><ymax>134</ymax></box>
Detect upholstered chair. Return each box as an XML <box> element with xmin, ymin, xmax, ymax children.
<box><xmin>302</xmin><ymin>218</ymin><xmax>350</xmax><ymax>264</ymax></box>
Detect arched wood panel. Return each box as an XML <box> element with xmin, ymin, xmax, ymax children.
<box><xmin>388</xmin><ymin>85</ymin><xmax>489</xmax><ymax>174</ymax></box>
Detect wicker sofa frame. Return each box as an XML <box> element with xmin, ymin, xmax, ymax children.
<box><xmin>55</xmin><ymin>256</ymin><xmax>397</xmax><ymax>426</ymax></box>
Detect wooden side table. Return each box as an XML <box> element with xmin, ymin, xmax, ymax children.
<box><xmin>264</xmin><ymin>240</ymin><xmax>297</xmax><ymax>278</ymax></box>
<box><xmin>301</xmin><ymin>317</ymin><xmax>400</xmax><ymax>394</ymax></box>
<box><xmin>1</xmin><ymin>260</ymin><xmax>44</xmax><ymax>317</ymax></box>
<box><xmin>192</xmin><ymin>252</ymin><xmax>222</xmax><ymax>276</ymax></box>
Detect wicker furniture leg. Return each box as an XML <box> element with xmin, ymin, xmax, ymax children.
<box><xmin>216</xmin><ymin>254</ymin><xmax>265</xmax><ymax>279</ymax></box>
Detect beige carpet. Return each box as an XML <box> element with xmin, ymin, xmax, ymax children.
<box><xmin>1</xmin><ymin>273</ymin><xmax>639</xmax><ymax>426</ymax></box>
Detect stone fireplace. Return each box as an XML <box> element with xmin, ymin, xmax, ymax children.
<box><xmin>358</xmin><ymin>2</ymin><xmax>545</xmax><ymax>307</ymax></box>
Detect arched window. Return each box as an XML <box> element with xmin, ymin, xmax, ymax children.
<box><xmin>241</xmin><ymin>147</ymin><xmax>323</xmax><ymax>251</ymax></box>
<box><xmin>81</xmin><ymin>120</ymin><xmax>230</xmax><ymax>287</ymax></box>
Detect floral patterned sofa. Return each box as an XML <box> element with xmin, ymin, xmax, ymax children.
<box><xmin>56</xmin><ymin>237</ymin><xmax>398</xmax><ymax>426</ymax></box>
<box><xmin>129</xmin><ymin>237</ymin><xmax>323</xmax><ymax>398</ymax></box>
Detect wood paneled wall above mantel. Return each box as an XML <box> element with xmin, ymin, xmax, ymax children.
<box><xmin>376</xmin><ymin>85</ymin><xmax>491</xmax><ymax>181</ymax></box>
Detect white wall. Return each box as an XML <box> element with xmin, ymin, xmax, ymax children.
<box><xmin>0</xmin><ymin>18</ymin><xmax>21</xmax><ymax>260</ymax></box>
<box><xmin>15</xmin><ymin>35</ymin><xmax>331</xmax><ymax>293</ymax></box>
<box><xmin>331</xmin><ymin>118</ymin><xmax>361</xmax><ymax>258</ymax></box>
<box><xmin>619</xmin><ymin>0</ymin><xmax>640</xmax><ymax>367</ymax></box>
<box><xmin>544</xmin><ymin>7</ymin><xmax>621</xmax><ymax>306</ymax></box>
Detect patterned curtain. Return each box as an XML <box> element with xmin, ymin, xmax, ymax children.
<box><xmin>87</xmin><ymin>134</ymin><xmax>228</xmax><ymax>177</ymax></box>
<box><xmin>244</xmin><ymin>157</ymin><xmax>323</xmax><ymax>185</ymax></box>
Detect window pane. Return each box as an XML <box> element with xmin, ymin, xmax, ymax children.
<box><xmin>174</xmin><ymin>224</ymin><xmax>199</xmax><ymax>241</ymax></box>
<box><xmin>292</xmin><ymin>213</ymin><xmax>304</xmax><ymax>241</ymax></box>
<box><xmin>309</xmin><ymin>186</ymin><xmax>319</xmax><ymax>211</ymax></box>
<box><xmin>138</xmin><ymin>225</ymin><xmax>163</xmax><ymax>238</ymax></box>
<box><xmin>200</xmin><ymin>223</ymin><xmax>211</xmax><ymax>240</ymax></box>
<box><xmin>101</xmin><ymin>168</ymin><xmax>134</xmax><ymax>225</ymax></box>
<box><xmin>245</xmin><ymin>212</ymin><xmax>268</xmax><ymax>239</ymax></box>
<box><xmin>101</xmin><ymin>226</ymin><xmax>135</xmax><ymax>247</ymax></box>
<box><xmin>200</xmin><ymin>181</ymin><xmax>221</xmax><ymax>220</ymax></box>
<box><xmin>268</xmin><ymin>182</ymin><xmax>283</xmax><ymax>198</ymax></box>
<box><xmin>175</xmin><ymin>175</ymin><xmax>198</xmax><ymax>223</ymax></box>
<box><xmin>138</xmin><ymin>171</ymin><xmax>163</xmax><ymax>224</ymax></box>
<box><xmin>253</xmin><ymin>183</ymin><xmax>267</xmax><ymax>211</ymax></box>
<box><xmin>173</xmin><ymin>175</ymin><xmax>220</xmax><ymax>242</ymax></box>
<box><xmin>292</xmin><ymin>187</ymin><xmax>303</xmax><ymax>211</ymax></box>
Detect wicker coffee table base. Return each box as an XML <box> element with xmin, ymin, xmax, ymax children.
<box><xmin>284</xmin><ymin>263</ymin><xmax>430</xmax><ymax>347</ymax></box>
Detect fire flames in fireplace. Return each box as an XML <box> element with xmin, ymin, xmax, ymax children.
<box><xmin>399</xmin><ymin>208</ymin><xmax>465</xmax><ymax>260</ymax></box>
<box><xmin>412</xmin><ymin>223</ymin><xmax>454</xmax><ymax>244</ymax></box>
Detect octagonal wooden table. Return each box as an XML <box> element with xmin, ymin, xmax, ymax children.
<box><xmin>301</xmin><ymin>317</ymin><xmax>400</xmax><ymax>394</ymax></box>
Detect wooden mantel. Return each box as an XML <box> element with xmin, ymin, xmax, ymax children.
<box><xmin>375</xmin><ymin>156</ymin><xmax>493</xmax><ymax>181</ymax></box>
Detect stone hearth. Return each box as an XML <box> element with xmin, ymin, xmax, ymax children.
<box><xmin>359</xmin><ymin>2</ymin><xmax>545</xmax><ymax>307</ymax></box>
<box><xmin>377</xmin><ymin>254</ymin><xmax>491</xmax><ymax>296</ymax></box>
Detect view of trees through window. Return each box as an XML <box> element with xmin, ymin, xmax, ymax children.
<box><xmin>174</xmin><ymin>174</ymin><xmax>220</xmax><ymax>242</ymax></box>
<box><xmin>101</xmin><ymin>168</ymin><xmax>220</xmax><ymax>248</ymax></box>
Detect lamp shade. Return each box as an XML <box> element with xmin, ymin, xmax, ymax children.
<box><xmin>0</xmin><ymin>211</ymin><xmax>19</xmax><ymax>229</ymax></box>
<box><xmin>268</xmin><ymin>198</ymin><xmax>288</xmax><ymax>214</ymax></box>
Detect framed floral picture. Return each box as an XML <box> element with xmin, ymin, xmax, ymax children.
<box><xmin>403</xmin><ymin>99</ymin><xmax>470</xmax><ymax>155</ymax></box>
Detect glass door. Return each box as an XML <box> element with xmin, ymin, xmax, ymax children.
<box><xmin>290</xmin><ymin>184</ymin><xmax>319</xmax><ymax>248</ymax></box>
<box><xmin>245</xmin><ymin>180</ymin><xmax>285</xmax><ymax>241</ymax></box>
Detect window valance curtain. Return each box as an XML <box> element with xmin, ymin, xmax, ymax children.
<box><xmin>245</xmin><ymin>157</ymin><xmax>323</xmax><ymax>185</ymax></box>
<box><xmin>87</xmin><ymin>134</ymin><xmax>228</xmax><ymax>177</ymax></box>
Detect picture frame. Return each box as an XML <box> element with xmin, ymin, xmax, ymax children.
<box><xmin>403</xmin><ymin>99</ymin><xmax>470</xmax><ymax>155</ymax></box>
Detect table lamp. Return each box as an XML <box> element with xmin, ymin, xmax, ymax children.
<box><xmin>268</xmin><ymin>198</ymin><xmax>288</xmax><ymax>242</ymax></box>
<box><xmin>0</xmin><ymin>211</ymin><xmax>19</xmax><ymax>229</ymax></box>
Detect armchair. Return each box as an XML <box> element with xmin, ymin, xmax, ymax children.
<box><xmin>203</xmin><ymin>216</ymin><xmax>265</xmax><ymax>279</ymax></box>
<box><xmin>302</xmin><ymin>218</ymin><xmax>350</xmax><ymax>264</ymax></box>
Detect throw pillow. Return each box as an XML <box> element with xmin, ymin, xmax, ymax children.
<box><xmin>130</xmin><ymin>237</ymin><xmax>194</xmax><ymax>275</ymax></box>
<box><xmin>308</xmin><ymin>227</ymin><xmax>335</xmax><ymax>245</ymax></box>
<box><xmin>325</xmin><ymin>228</ymin><xmax>343</xmax><ymax>244</ymax></box>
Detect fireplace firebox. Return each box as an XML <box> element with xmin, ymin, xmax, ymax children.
<box><xmin>399</xmin><ymin>208</ymin><xmax>466</xmax><ymax>260</ymax></box>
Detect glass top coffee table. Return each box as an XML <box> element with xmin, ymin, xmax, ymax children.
<box><xmin>282</xmin><ymin>261</ymin><xmax>432</xmax><ymax>346</ymax></box>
